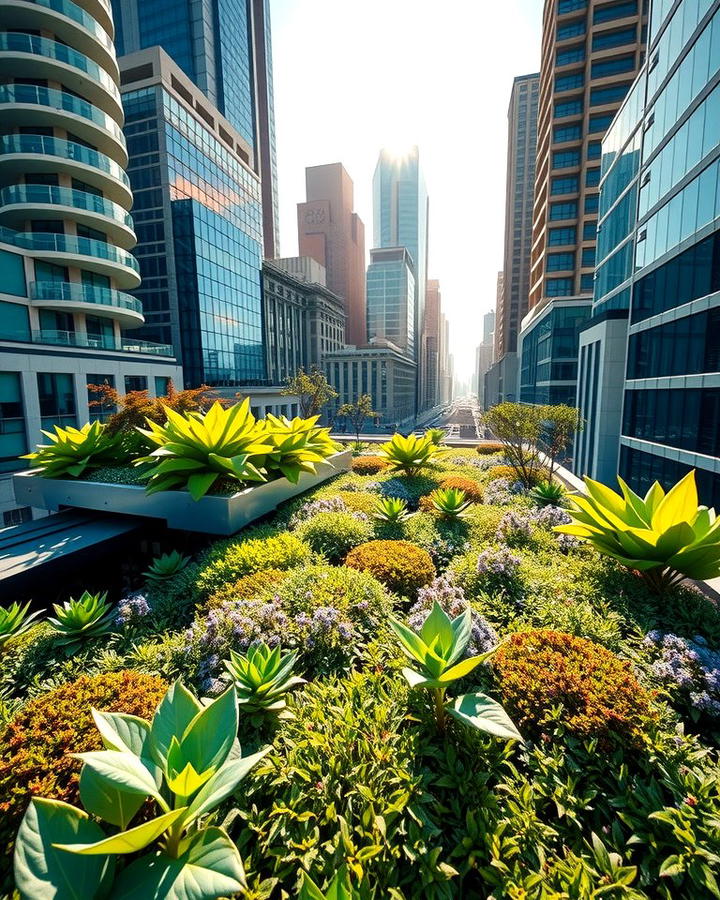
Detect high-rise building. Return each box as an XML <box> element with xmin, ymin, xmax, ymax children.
<box><xmin>119</xmin><ymin>48</ymin><xmax>265</xmax><ymax>388</ymax></box>
<box><xmin>297</xmin><ymin>163</ymin><xmax>366</xmax><ymax>347</ymax></box>
<box><xmin>476</xmin><ymin>310</ymin><xmax>495</xmax><ymax>409</ymax></box>
<box><xmin>373</xmin><ymin>146</ymin><xmax>429</xmax><ymax>408</ymax></box>
<box><xmin>366</xmin><ymin>247</ymin><xmax>415</xmax><ymax>355</ymax></box>
<box><xmin>423</xmin><ymin>278</ymin><xmax>442</xmax><ymax>410</ymax></box>
<box><xmin>111</xmin><ymin>0</ymin><xmax>279</xmax><ymax>257</ymax></box>
<box><xmin>578</xmin><ymin>0</ymin><xmax>720</xmax><ymax>506</ymax></box>
<box><xmin>0</xmin><ymin>0</ymin><xmax>181</xmax><ymax>524</ymax></box>
<box><xmin>518</xmin><ymin>0</ymin><xmax>645</xmax><ymax>412</ymax></box>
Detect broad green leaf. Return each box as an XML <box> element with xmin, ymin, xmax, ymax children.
<box><xmin>652</xmin><ymin>470</ymin><xmax>698</xmax><ymax>532</ymax></box>
<box><xmin>644</xmin><ymin>481</ymin><xmax>666</xmax><ymax>516</ymax></box>
<box><xmin>180</xmin><ymin>685</ymin><xmax>238</xmax><ymax>776</ymax></box>
<box><xmin>79</xmin><ymin>765</ymin><xmax>145</xmax><ymax>830</ymax></box>
<box><xmin>187</xmin><ymin>472</ymin><xmax>219</xmax><ymax>501</ymax></box>
<box><xmin>110</xmin><ymin>826</ymin><xmax>245</xmax><ymax>900</ymax></box>
<box><xmin>55</xmin><ymin>808</ymin><xmax>186</xmax><ymax>856</ymax></box>
<box><xmin>438</xmin><ymin>653</ymin><xmax>488</xmax><ymax>684</ymax></box>
<box><xmin>92</xmin><ymin>710</ymin><xmax>153</xmax><ymax>758</ymax></box>
<box><xmin>388</xmin><ymin>617</ymin><xmax>429</xmax><ymax>666</ymax></box>
<box><xmin>73</xmin><ymin>751</ymin><xmax>163</xmax><ymax>804</ymax></box>
<box><xmin>150</xmin><ymin>681</ymin><xmax>202</xmax><ymax>768</ymax></box>
<box><xmin>14</xmin><ymin>798</ymin><xmax>114</xmax><ymax>900</ymax></box>
<box><xmin>419</xmin><ymin>601</ymin><xmax>455</xmax><ymax>656</ymax></box>
<box><xmin>185</xmin><ymin>748</ymin><xmax>271</xmax><ymax>823</ymax></box>
<box><xmin>446</xmin><ymin>692</ymin><xmax>523</xmax><ymax>742</ymax></box>
<box><xmin>299</xmin><ymin>865</ymin><xmax>357</xmax><ymax>900</ymax></box>
<box><xmin>400</xmin><ymin>666</ymin><xmax>439</xmax><ymax>689</ymax></box>
<box><xmin>166</xmin><ymin>762</ymin><xmax>213</xmax><ymax>798</ymax></box>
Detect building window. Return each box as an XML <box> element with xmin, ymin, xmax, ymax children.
<box><xmin>593</xmin><ymin>0</ymin><xmax>637</xmax><ymax>23</ymax></box>
<box><xmin>581</xmin><ymin>247</ymin><xmax>596</xmax><ymax>267</ymax></box>
<box><xmin>551</xmin><ymin>175</ymin><xmax>580</xmax><ymax>194</ymax></box>
<box><xmin>549</xmin><ymin>201</ymin><xmax>578</xmax><ymax>220</ymax></box>
<box><xmin>559</xmin><ymin>0</ymin><xmax>586</xmax><ymax>12</ymax></box>
<box><xmin>590</xmin><ymin>83</ymin><xmax>631</xmax><ymax>106</ymax></box>
<box><xmin>591</xmin><ymin>27</ymin><xmax>636</xmax><ymax>51</ymax></box>
<box><xmin>553</xmin><ymin>149</ymin><xmax>581</xmax><ymax>168</ymax></box>
<box><xmin>587</xmin><ymin>141</ymin><xmax>602</xmax><ymax>159</ymax></box>
<box><xmin>555</xmin><ymin>72</ymin><xmax>584</xmax><ymax>91</ymax></box>
<box><xmin>557</xmin><ymin>20</ymin><xmax>586</xmax><ymax>39</ymax></box>
<box><xmin>547</xmin><ymin>252</ymin><xmax>575</xmax><ymax>271</ymax></box>
<box><xmin>589</xmin><ymin>113</ymin><xmax>616</xmax><ymax>134</ymax></box>
<box><xmin>124</xmin><ymin>375</ymin><xmax>148</xmax><ymax>393</ymax></box>
<box><xmin>555</xmin><ymin>98</ymin><xmax>583</xmax><ymax>118</ymax></box>
<box><xmin>87</xmin><ymin>374</ymin><xmax>116</xmax><ymax>422</ymax></box>
<box><xmin>585</xmin><ymin>167</ymin><xmax>601</xmax><ymax>187</ymax></box>
<box><xmin>0</xmin><ymin>372</ymin><xmax>27</xmax><ymax>472</ymax></box>
<box><xmin>37</xmin><ymin>373</ymin><xmax>76</xmax><ymax>431</ymax></box>
<box><xmin>591</xmin><ymin>55</ymin><xmax>636</xmax><ymax>79</ymax></box>
<box><xmin>0</xmin><ymin>300</ymin><xmax>31</xmax><ymax>341</ymax></box>
<box><xmin>554</xmin><ymin>123</ymin><xmax>582</xmax><ymax>143</ymax></box>
<box><xmin>584</xmin><ymin>194</ymin><xmax>600</xmax><ymax>214</ymax></box>
<box><xmin>155</xmin><ymin>376</ymin><xmax>170</xmax><ymax>397</ymax></box>
<box><xmin>0</xmin><ymin>249</ymin><xmax>27</xmax><ymax>297</ymax></box>
<box><xmin>583</xmin><ymin>220</ymin><xmax>598</xmax><ymax>240</ymax></box>
<box><xmin>549</xmin><ymin>226</ymin><xmax>577</xmax><ymax>245</ymax></box>
<box><xmin>546</xmin><ymin>277</ymin><xmax>574</xmax><ymax>296</ymax></box>
<box><xmin>556</xmin><ymin>45</ymin><xmax>585</xmax><ymax>66</ymax></box>
<box><xmin>580</xmin><ymin>273</ymin><xmax>595</xmax><ymax>292</ymax></box>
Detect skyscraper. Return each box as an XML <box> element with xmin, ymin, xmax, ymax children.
<box><xmin>365</xmin><ymin>247</ymin><xmax>415</xmax><ymax>355</ymax></box>
<box><xmin>111</xmin><ymin>0</ymin><xmax>279</xmax><ymax>257</ymax></box>
<box><xmin>373</xmin><ymin>146</ymin><xmax>429</xmax><ymax>408</ymax></box>
<box><xmin>0</xmin><ymin>0</ymin><xmax>181</xmax><ymax>524</ymax></box>
<box><xmin>297</xmin><ymin>163</ymin><xmax>366</xmax><ymax>346</ymax></box>
<box><xmin>423</xmin><ymin>278</ymin><xmax>442</xmax><ymax>409</ymax></box>
<box><xmin>518</xmin><ymin>0</ymin><xmax>645</xmax><ymax>408</ymax></box>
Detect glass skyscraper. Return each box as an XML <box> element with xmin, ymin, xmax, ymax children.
<box><xmin>111</xmin><ymin>0</ymin><xmax>279</xmax><ymax>257</ymax></box>
<box><xmin>366</xmin><ymin>247</ymin><xmax>415</xmax><ymax>355</ymax></box>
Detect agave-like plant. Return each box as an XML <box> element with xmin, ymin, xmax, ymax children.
<box><xmin>378</xmin><ymin>433</ymin><xmax>442</xmax><ymax>476</ymax></box>
<box><xmin>136</xmin><ymin>399</ymin><xmax>274</xmax><ymax>500</ymax></box>
<box><xmin>144</xmin><ymin>550</ymin><xmax>191</xmax><ymax>582</ymax></box>
<box><xmin>22</xmin><ymin>421</ymin><xmax>125</xmax><ymax>478</ymax></box>
<box><xmin>373</xmin><ymin>496</ymin><xmax>412</xmax><ymax>524</ymax></box>
<box><xmin>256</xmin><ymin>414</ymin><xmax>340</xmax><ymax>483</ymax></box>
<box><xmin>430</xmin><ymin>487</ymin><xmax>473</xmax><ymax>519</ymax></box>
<box><xmin>0</xmin><ymin>601</ymin><xmax>42</xmax><ymax>651</ymax></box>
<box><xmin>555</xmin><ymin>470</ymin><xmax>720</xmax><ymax>593</ymax></box>
<box><xmin>48</xmin><ymin>590</ymin><xmax>115</xmax><ymax>654</ymax></box>
<box><xmin>223</xmin><ymin>642</ymin><xmax>305</xmax><ymax>723</ymax></box>
<box><xmin>530</xmin><ymin>480</ymin><xmax>566</xmax><ymax>507</ymax></box>
<box><xmin>426</xmin><ymin>427</ymin><xmax>446</xmax><ymax>446</ymax></box>
<box><xmin>13</xmin><ymin>681</ymin><xmax>268</xmax><ymax>900</ymax></box>
<box><xmin>390</xmin><ymin>601</ymin><xmax>522</xmax><ymax>740</ymax></box>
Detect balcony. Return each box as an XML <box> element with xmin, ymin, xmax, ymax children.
<box><xmin>0</xmin><ymin>184</ymin><xmax>135</xmax><ymax>248</ymax></box>
<box><xmin>0</xmin><ymin>84</ymin><xmax>126</xmax><ymax>165</ymax></box>
<box><xmin>29</xmin><ymin>280</ymin><xmax>144</xmax><ymax>327</ymax></box>
<box><xmin>0</xmin><ymin>134</ymin><xmax>131</xmax><ymax>207</ymax></box>
<box><xmin>0</xmin><ymin>0</ymin><xmax>117</xmax><ymax>76</ymax></box>
<box><xmin>7</xmin><ymin>230</ymin><xmax>140</xmax><ymax>288</ymax></box>
<box><xmin>0</xmin><ymin>327</ymin><xmax>173</xmax><ymax>356</ymax></box>
<box><xmin>0</xmin><ymin>33</ymin><xmax>122</xmax><ymax>119</ymax></box>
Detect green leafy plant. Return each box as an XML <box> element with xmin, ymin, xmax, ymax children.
<box><xmin>137</xmin><ymin>399</ymin><xmax>273</xmax><ymax>500</ymax></box>
<box><xmin>429</xmin><ymin>487</ymin><xmax>473</xmax><ymax>519</ymax></box>
<box><xmin>337</xmin><ymin>394</ymin><xmax>379</xmax><ymax>443</ymax></box>
<box><xmin>223</xmin><ymin>643</ymin><xmax>305</xmax><ymax>723</ymax></box>
<box><xmin>22</xmin><ymin>421</ymin><xmax>125</xmax><ymax>478</ymax></box>
<box><xmin>425</xmin><ymin>427</ymin><xmax>446</xmax><ymax>446</ymax></box>
<box><xmin>48</xmin><ymin>591</ymin><xmax>115</xmax><ymax>654</ymax></box>
<box><xmin>0</xmin><ymin>602</ymin><xmax>41</xmax><ymax>651</ymax></box>
<box><xmin>299</xmin><ymin>865</ymin><xmax>358</xmax><ymax>899</ymax></box>
<box><xmin>373</xmin><ymin>496</ymin><xmax>412</xmax><ymax>524</ymax></box>
<box><xmin>295</xmin><ymin>511</ymin><xmax>373</xmax><ymax>563</ymax></box>
<box><xmin>555</xmin><ymin>470</ymin><xmax>720</xmax><ymax>592</ymax></box>
<box><xmin>144</xmin><ymin>550</ymin><xmax>191</xmax><ymax>583</ymax></box>
<box><xmin>13</xmin><ymin>681</ymin><xmax>268</xmax><ymax>900</ymax></box>
<box><xmin>389</xmin><ymin>601</ymin><xmax>522</xmax><ymax>740</ymax></box>
<box><xmin>530</xmin><ymin>480</ymin><xmax>566</xmax><ymax>507</ymax></box>
<box><xmin>282</xmin><ymin>366</ymin><xmax>338</xmax><ymax>418</ymax></box>
<box><xmin>377</xmin><ymin>433</ymin><xmax>442</xmax><ymax>476</ymax></box>
<box><xmin>257</xmin><ymin>414</ymin><xmax>340</xmax><ymax>483</ymax></box>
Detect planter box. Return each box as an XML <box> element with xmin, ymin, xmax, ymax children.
<box><xmin>13</xmin><ymin>450</ymin><xmax>352</xmax><ymax>535</ymax></box>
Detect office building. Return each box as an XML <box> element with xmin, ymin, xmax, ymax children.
<box><xmin>373</xmin><ymin>146</ymin><xmax>429</xmax><ymax>407</ymax></box>
<box><xmin>261</xmin><ymin>259</ymin><xmax>345</xmax><ymax>385</ymax></box>
<box><xmin>273</xmin><ymin>255</ymin><xmax>326</xmax><ymax>286</ymax></box>
<box><xmin>297</xmin><ymin>163</ymin><xmax>366</xmax><ymax>345</ymax></box>
<box><xmin>579</xmin><ymin>0</ymin><xmax>720</xmax><ymax>505</ymax></box>
<box><xmin>119</xmin><ymin>48</ymin><xmax>266</xmax><ymax>389</ymax></box>
<box><xmin>439</xmin><ymin>312</ymin><xmax>452</xmax><ymax>405</ymax></box>
<box><xmin>423</xmin><ymin>278</ymin><xmax>443</xmax><ymax>410</ymax></box>
<box><xmin>111</xmin><ymin>0</ymin><xmax>279</xmax><ymax>257</ymax></box>
<box><xmin>366</xmin><ymin>247</ymin><xmax>415</xmax><ymax>354</ymax></box>
<box><xmin>476</xmin><ymin>309</ymin><xmax>495</xmax><ymax>409</ymax></box>
<box><xmin>519</xmin><ymin>0</ymin><xmax>645</xmax><ymax>414</ymax></box>
<box><xmin>0</xmin><ymin>0</ymin><xmax>181</xmax><ymax>524</ymax></box>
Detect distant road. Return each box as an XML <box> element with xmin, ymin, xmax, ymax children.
<box><xmin>436</xmin><ymin>402</ymin><xmax>481</xmax><ymax>441</ymax></box>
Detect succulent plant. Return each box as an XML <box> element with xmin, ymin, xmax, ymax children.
<box><xmin>223</xmin><ymin>642</ymin><xmax>305</xmax><ymax>722</ymax></box>
<box><xmin>256</xmin><ymin>414</ymin><xmax>340</xmax><ymax>483</ymax></box>
<box><xmin>22</xmin><ymin>421</ymin><xmax>125</xmax><ymax>478</ymax></box>
<box><xmin>373</xmin><ymin>496</ymin><xmax>412</xmax><ymax>524</ymax></box>
<box><xmin>529</xmin><ymin>480</ymin><xmax>566</xmax><ymax>507</ymax></box>
<box><xmin>377</xmin><ymin>433</ymin><xmax>442</xmax><ymax>476</ymax></box>
<box><xmin>429</xmin><ymin>487</ymin><xmax>473</xmax><ymax>519</ymax></box>
<box><xmin>144</xmin><ymin>550</ymin><xmax>191</xmax><ymax>582</ymax></box>
<box><xmin>0</xmin><ymin>601</ymin><xmax>42</xmax><ymax>651</ymax></box>
<box><xmin>426</xmin><ymin>427</ymin><xmax>446</xmax><ymax>446</ymax></box>
<box><xmin>48</xmin><ymin>591</ymin><xmax>115</xmax><ymax>654</ymax></box>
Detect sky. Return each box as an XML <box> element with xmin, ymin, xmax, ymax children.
<box><xmin>269</xmin><ymin>0</ymin><xmax>543</xmax><ymax>382</ymax></box>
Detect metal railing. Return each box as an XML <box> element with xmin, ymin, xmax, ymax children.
<box><xmin>0</xmin><ymin>84</ymin><xmax>124</xmax><ymax>144</ymax></box>
<box><xmin>1</xmin><ymin>184</ymin><xmax>133</xmax><ymax>228</ymax></box>
<box><xmin>30</xmin><ymin>281</ymin><xmax>142</xmax><ymax>315</ymax></box>
<box><xmin>0</xmin><ymin>134</ymin><xmax>130</xmax><ymax>188</ymax></box>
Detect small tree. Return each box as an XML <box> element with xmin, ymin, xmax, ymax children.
<box><xmin>540</xmin><ymin>404</ymin><xmax>583</xmax><ymax>478</ymax></box>
<box><xmin>337</xmin><ymin>394</ymin><xmax>379</xmax><ymax>443</ymax></box>
<box><xmin>482</xmin><ymin>402</ymin><xmax>545</xmax><ymax>488</ymax></box>
<box><xmin>282</xmin><ymin>367</ymin><xmax>338</xmax><ymax>419</ymax></box>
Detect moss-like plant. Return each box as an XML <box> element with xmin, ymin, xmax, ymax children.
<box><xmin>22</xmin><ymin>421</ymin><xmax>125</xmax><ymax>478</ymax></box>
<box><xmin>351</xmin><ymin>455</ymin><xmax>387</xmax><ymax>475</ymax></box>
<box><xmin>345</xmin><ymin>540</ymin><xmax>436</xmax><ymax>597</ymax></box>
<box><xmin>295</xmin><ymin>511</ymin><xmax>373</xmax><ymax>563</ymax></box>
<box><xmin>48</xmin><ymin>591</ymin><xmax>115</xmax><ymax>655</ymax></box>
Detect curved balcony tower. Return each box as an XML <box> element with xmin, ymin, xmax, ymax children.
<box><xmin>0</xmin><ymin>0</ymin><xmax>144</xmax><ymax>330</ymax></box>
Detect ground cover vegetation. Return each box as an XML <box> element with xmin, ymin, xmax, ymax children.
<box><xmin>2</xmin><ymin>410</ymin><xmax>720</xmax><ymax>898</ymax></box>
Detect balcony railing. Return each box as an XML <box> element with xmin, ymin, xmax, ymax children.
<box><xmin>0</xmin><ymin>33</ymin><xmax>120</xmax><ymax>103</ymax></box>
<box><xmin>30</xmin><ymin>281</ymin><xmax>142</xmax><ymax>315</ymax></box>
<box><xmin>1</xmin><ymin>184</ymin><xmax>133</xmax><ymax>228</ymax></box>
<box><xmin>5</xmin><ymin>328</ymin><xmax>173</xmax><ymax>356</ymax></box>
<box><xmin>0</xmin><ymin>134</ymin><xmax>130</xmax><ymax>188</ymax></box>
<box><xmin>25</xmin><ymin>0</ymin><xmax>114</xmax><ymax>55</ymax></box>
<box><xmin>0</xmin><ymin>84</ymin><xmax>124</xmax><ymax>144</ymax></box>
<box><xmin>7</xmin><ymin>231</ymin><xmax>139</xmax><ymax>274</ymax></box>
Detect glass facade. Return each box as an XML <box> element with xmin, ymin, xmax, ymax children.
<box><xmin>122</xmin><ymin>86</ymin><xmax>265</xmax><ymax>386</ymax></box>
<box><xmin>366</xmin><ymin>252</ymin><xmax>415</xmax><ymax>355</ymax></box>
<box><xmin>519</xmin><ymin>302</ymin><xmax>591</xmax><ymax>404</ymax></box>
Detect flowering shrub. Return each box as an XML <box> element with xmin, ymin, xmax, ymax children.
<box><xmin>475</xmin><ymin>546</ymin><xmax>521</xmax><ymax>587</ymax></box>
<box><xmin>483</xmin><ymin>477</ymin><xmax>515</xmax><ymax>505</ymax></box>
<box><xmin>114</xmin><ymin>591</ymin><xmax>151</xmax><ymax>627</ymax></box>
<box><xmin>644</xmin><ymin>631</ymin><xmax>720</xmax><ymax>720</ymax></box>
<box><xmin>368</xmin><ymin>477</ymin><xmax>412</xmax><ymax>504</ymax></box>
<box><xmin>494</xmin><ymin>630</ymin><xmax>653</xmax><ymax>746</ymax></box>
<box><xmin>295</xmin><ymin>510</ymin><xmax>374</xmax><ymax>563</ymax></box>
<box><xmin>488</xmin><ymin>465</ymin><xmax>546</xmax><ymax>486</ymax></box>
<box><xmin>204</xmin><ymin>568</ymin><xmax>289</xmax><ymax>610</ymax></box>
<box><xmin>196</xmin><ymin>530</ymin><xmax>312</xmax><ymax>597</ymax></box>
<box><xmin>531</xmin><ymin>505</ymin><xmax>572</xmax><ymax>528</ymax></box>
<box><xmin>476</xmin><ymin>442</ymin><xmax>506</xmax><ymax>455</ymax></box>
<box><xmin>345</xmin><ymin>540</ymin><xmax>436</xmax><ymax>598</ymax></box>
<box><xmin>351</xmin><ymin>455</ymin><xmax>388</xmax><ymax>475</ymax></box>
<box><xmin>439</xmin><ymin>476</ymin><xmax>484</xmax><ymax>503</ymax></box>
<box><xmin>407</xmin><ymin>575</ymin><xmax>498</xmax><ymax>658</ymax></box>
<box><xmin>0</xmin><ymin>671</ymin><xmax>166</xmax><ymax>879</ymax></box>
<box><xmin>496</xmin><ymin>510</ymin><xmax>533</xmax><ymax>546</ymax></box>
<box><xmin>288</xmin><ymin>496</ymin><xmax>347</xmax><ymax>528</ymax></box>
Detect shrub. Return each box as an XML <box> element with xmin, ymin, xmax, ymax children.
<box><xmin>288</xmin><ymin>496</ymin><xmax>347</xmax><ymax>528</ymax></box>
<box><xmin>493</xmin><ymin>630</ymin><xmax>653</xmax><ymax>746</ymax></box>
<box><xmin>476</xmin><ymin>441</ymin><xmax>505</xmax><ymax>455</ymax></box>
<box><xmin>333</xmin><ymin>490</ymin><xmax>379</xmax><ymax>516</ymax></box>
<box><xmin>496</xmin><ymin>510</ymin><xmax>533</xmax><ymax>547</ymax></box>
<box><xmin>204</xmin><ymin>568</ymin><xmax>289</xmax><ymax>610</ymax></box>
<box><xmin>440</xmin><ymin>475</ymin><xmax>484</xmax><ymax>503</ymax></box>
<box><xmin>643</xmin><ymin>631</ymin><xmax>720</xmax><ymax>722</ymax></box>
<box><xmin>482</xmin><ymin>477</ymin><xmax>515</xmax><ymax>505</ymax></box>
<box><xmin>0</xmin><ymin>671</ymin><xmax>166</xmax><ymax>884</ymax></box>
<box><xmin>295</xmin><ymin>510</ymin><xmax>373</xmax><ymax>562</ymax></box>
<box><xmin>401</xmin><ymin>514</ymin><xmax>471</xmax><ymax>571</ymax></box>
<box><xmin>351</xmin><ymin>455</ymin><xmax>387</xmax><ymax>475</ymax></box>
<box><xmin>487</xmin><ymin>465</ymin><xmax>546</xmax><ymax>486</ymax></box>
<box><xmin>345</xmin><ymin>540</ymin><xmax>436</xmax><ymax>597</ymax></box>
<box><xmin>196</xmin><ymin>530</ymin><xmax>312</xmax><ymax>598</ymax></box>
<box><xmin>376</xmin><ymin>474</ymin><xmax>441</xmax><ymax>507</ymax></box>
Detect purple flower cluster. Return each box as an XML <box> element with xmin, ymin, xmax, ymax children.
<box><xmin>476</xmin><ymin>456</ymin><xmax>504</xmax><ymax>471</ymax></box>
<box><xmin>644</xmin><ymin>631</ymin><xmax>720</xmax><ymax>718</ymax></box>
<box><xmin>289</xmin><ymin>496</ymin><xmax>347</xmax><ymax>528</ymax></box>
<box><xmin>185</xmin><ymin>597</ymin><xmax>288</xmax><ymax>661</ymax></box>
<box><xmin>449</xmin><ymin>455</ymin><xmax>485</xmax><ymax>469</ymax></box>
<box><xmin>295</xmin><ymin>605</ymin><xmax>355</xmax><ymax>648</ymax></box>
<box><xmin>372</xmin><ymin>478</ymin><xmax>413</xmax><ymax>504</ymax></box>
<box><xmin>496</xmin><ymin>510</ymin><xmax>533</xmax><ymax>544</ymax></box>
<box><xmin>531</xmin><ymin>505</ymin><xmax>572</xmax><ymax>528</ymax></box>
<box><xmin>483</xmin><ymin>478</ymin><xmax>514</xmax><ymax>506</ymax></box>
<box><xmin>115</xmin><ymin>592</ymin><xmax>150</xmax><ymax>627</ymax></box>
<box><xmin>408</xmin><ymin>574</ymin><xmax>498</xmax><ymax>658</ymax></box>
<box><xmin>476</xmin><ymin>547</ymin><xmax>521</xmax><ymax>580</ymax></box>
<box><xmin>426</xmin><ymin>535</ymin><xmax>471</xmax><ymax>571</ymax></box>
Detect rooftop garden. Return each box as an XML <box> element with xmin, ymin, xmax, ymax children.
<box><xmin>2</xmin><ymin>401</ymin><xmax>720</xmax><ymax>898</ymax></box>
